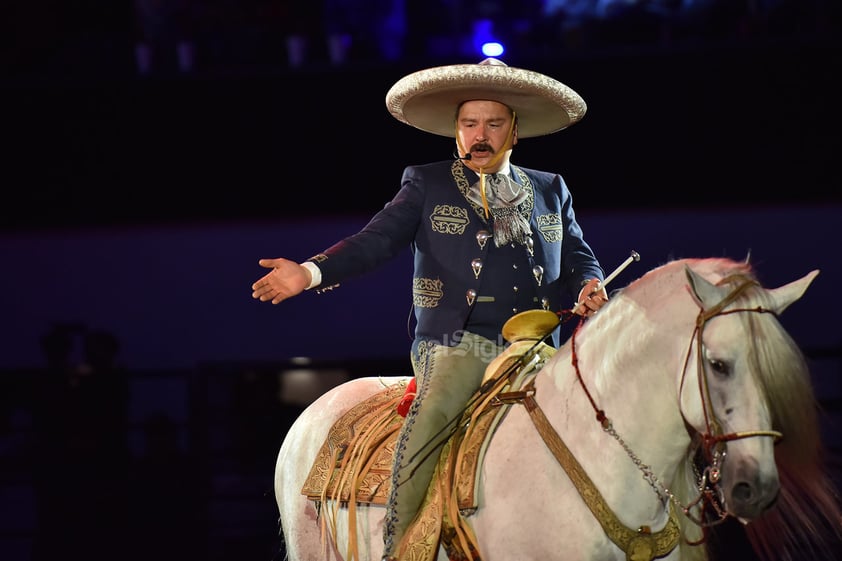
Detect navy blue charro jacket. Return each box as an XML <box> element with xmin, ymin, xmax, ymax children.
<box><xmin>307</xmin><ymin>159</ymin><xmax>604</xmax><ymax>348</ymax></box>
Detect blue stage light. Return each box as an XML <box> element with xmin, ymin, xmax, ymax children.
<box><xmin>482</xmin><ymin>42</ymin><xmax>505</xmax><ymax>57</ymax></box>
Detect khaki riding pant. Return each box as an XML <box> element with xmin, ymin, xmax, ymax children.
<box><xmin>382</xmin><ymin>332</ymin><xmax>503</xmax><ymax>557</ymax></box>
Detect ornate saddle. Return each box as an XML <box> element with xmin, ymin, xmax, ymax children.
<box><xmin>300</xmin><ymin>312</ymin><xmax>560</xmax><ymax>561</ymax></box>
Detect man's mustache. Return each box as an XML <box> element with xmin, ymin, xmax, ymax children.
<box><xmin>470</xmin><ymin>143</ymin><xmax>494</xmax><ymax>153</ymax></box>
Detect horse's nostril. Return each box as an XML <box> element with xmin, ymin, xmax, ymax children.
<box><xmin>732</xmin><ymin>482</ymin><xmax>753</xmax><ymax>504</ymax></box>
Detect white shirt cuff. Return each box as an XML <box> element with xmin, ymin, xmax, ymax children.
<box><xmin>301</xmin><ymin>261</ymin><xmax>322</xmax><ymax>290</ymax></box>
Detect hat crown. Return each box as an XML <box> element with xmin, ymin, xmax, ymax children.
<box><xmin>479</xmin><ymin>57</ymin><xmax>507</xmax><ymax>67</ymax></box>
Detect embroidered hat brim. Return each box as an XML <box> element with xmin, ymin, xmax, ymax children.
<box><xmin>385</xmin><ymin>58</ymin><xmax>587</xmax><ymax>139</ymax></box>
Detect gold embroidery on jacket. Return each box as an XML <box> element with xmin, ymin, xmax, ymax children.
<box><xmin>430</xmin><ymin>205</ymin><xmax>470</xmax><ymax>235</ymax></box>
<box><xmin>536</xmin><ymin>213</ymin><xmax>564</xmax><ymax>243</ymax></box>
<box><xmin>413</xmin><ymin>278</ymin><xmax>444</xmax><ymax>308</ymax></box>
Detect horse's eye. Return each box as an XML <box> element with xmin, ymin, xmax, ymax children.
<box><xmin>707</xmin><ymin>358</ymin><xmax>730</xmax><ymax>377</ymax></box>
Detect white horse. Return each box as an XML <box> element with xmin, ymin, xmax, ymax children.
<box><xmin>273</xmin><ymin>257</ymin><xmax>842</xmax><ymax>561</ymax></box>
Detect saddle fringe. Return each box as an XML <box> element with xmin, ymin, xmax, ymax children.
<box><xmin>315</xmin><ymin>385</ymin><xmax>406</xmax><ymax>561</ymax></box>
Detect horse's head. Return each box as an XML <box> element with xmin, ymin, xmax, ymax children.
<box><xmin>679</xmin><ymin>263</ymin><xmax>819</xmax><ymax>523</ymax></box>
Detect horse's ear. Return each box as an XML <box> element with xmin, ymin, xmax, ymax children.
<box><xmin>767</xmin><ymin>269</ymin><xmax>820</xmax><ymax>314</ymax></box>
<box><xmin>684</xmin><ymin>265</ymin><xmax>821</xmax><ymax>315</ymax></box>
<box><xmin>683</xmin><ymin>264</ymin><xmax>726</xmax><ymax>310</ymax></box>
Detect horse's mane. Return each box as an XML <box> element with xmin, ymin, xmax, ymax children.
<box><xmin>651</xmin><ymin>258</ymin><xmax>842</xmax><ymax>561</ymax></box>
<box><xmin>732</xmin><ymin>275</ymin><xmax>842</xmax><ymax>561</ymax></box>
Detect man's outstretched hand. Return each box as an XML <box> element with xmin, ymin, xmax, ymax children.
<box><xmin>251</xmin><ymin>257</ymin><xmax>311</xmax><ymax>304</ymax></box>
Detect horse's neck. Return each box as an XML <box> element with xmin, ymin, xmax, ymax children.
<box><xmin>537</xmin><ymin>291</ymin><xmax>697</xmax><ymax>508</ymax></box>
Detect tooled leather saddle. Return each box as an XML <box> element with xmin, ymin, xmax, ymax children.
<box><xmin>300</xmin><ymin>327</ymin><xmax>558</xmax><ymax>561</ymax></box>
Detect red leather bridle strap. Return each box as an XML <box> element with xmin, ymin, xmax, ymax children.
<box><xmin>680</xmin><ymin>275</ymin><xmax>783</xmax><ymax>460</ymax></box>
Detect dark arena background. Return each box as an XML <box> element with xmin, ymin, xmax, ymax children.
<box><xmin>1</xmin><ymin>2</ymin><xmax>841</xmax><ymax>560</ymax></box>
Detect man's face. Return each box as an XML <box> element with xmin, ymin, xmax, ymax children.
<box><xmin>456</xmin><ymin>99</ymin><xmax>517</xmax><ymax>173</ymax></box>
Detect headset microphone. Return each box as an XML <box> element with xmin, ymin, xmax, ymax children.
<box><xmin>452</xmin><ymin>149</ymin><xmax>472</xmax><ymax>161</ymax></box>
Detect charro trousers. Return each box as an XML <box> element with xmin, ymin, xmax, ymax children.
<box><xmin>382</xmin><ymin>332</ymin><xmax>503</xmax><ymax>557</ymax></box>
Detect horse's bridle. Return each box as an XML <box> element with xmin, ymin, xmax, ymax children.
<box><xmin>509</xmin><ymin>274</ymin><xmax>786</xmax><ymax>557</ymax></box>
<box><xmin>671</xmin><ymin>274</ymin><xmax>783</xmax><ymax>531</ymax></box>
<box><xmin>568</xmin><ymin>275</ymin><xmax>784</xmax><ymax>531</ymax></box>
<box><xmin>682</xmin><ymin>275</ymin><xmax>783</xmax><ymax>451</ymax></box>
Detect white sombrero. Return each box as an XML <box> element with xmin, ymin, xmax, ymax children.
<box><xmin>385</xmin><ymin>58</ymin><xmax>587</xmax><ymax>139</ymax></box>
